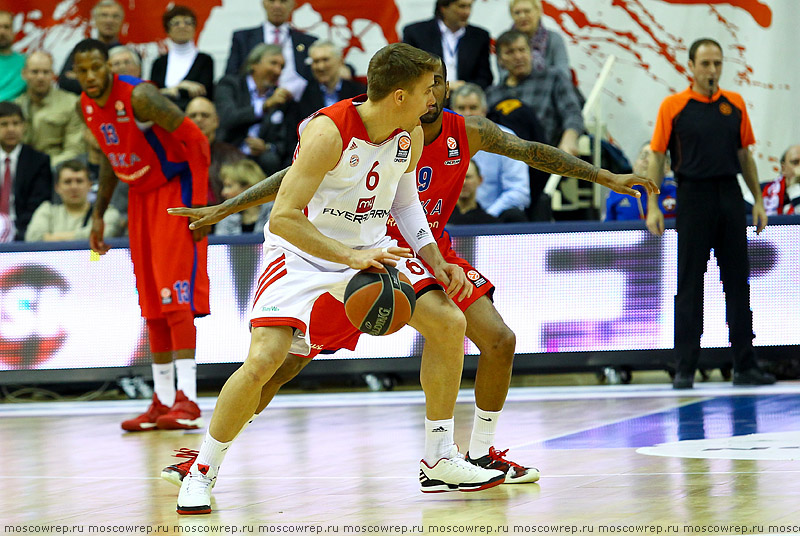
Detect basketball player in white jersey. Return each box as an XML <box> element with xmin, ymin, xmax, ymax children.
<box><xmin>176</xmin><ymin>43</ymin><xmax>505</xmax><ymax>515</ymax></box>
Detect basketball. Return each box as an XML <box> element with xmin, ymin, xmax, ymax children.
<box><xmin>343</xmin><ymin>264</ymin><xmax>416</xmax><ymax>336</ymax></box>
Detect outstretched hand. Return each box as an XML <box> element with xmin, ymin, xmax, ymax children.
<box><xmin>605</xmin><ymin>172</ymin><xmax>660</xmax><ymax>197</ymax></box>
<box><xmin>167</xmin><ymin>205</ymin><xmax>230</xmax><ymax>230</ymax></box>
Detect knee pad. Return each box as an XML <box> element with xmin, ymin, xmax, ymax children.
<box><xmin>146</xmin><ymin>318</ymin><xmax>172</xmax><ymax>353</ymax></box>
<box><xmin>165</xmin><ymin>311</ymin><xmax>197</xmax><ymax>351</ymax></box>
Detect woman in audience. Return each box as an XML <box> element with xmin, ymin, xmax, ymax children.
<box><xmin>150</xmin><ymin>6</ymin><xmax>214</xmax><ymax>110</ymax></box>
<box><xmin>213</xmin><ymin>159</ymin><xmax>272</xmax><ymax>235</ymax></box>
<box><xmin>508</xmin><ymin>0</ymin><xmax>570</xmax><ymax>74</ymax></box>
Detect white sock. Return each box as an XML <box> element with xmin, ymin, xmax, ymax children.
<box><xmin>468</xmin><ymin>406</ymin><xmax>501</xmax><ymax>459</ymax></box>
<box><xmin>152</xmin><ymin>362</ymin><xmax>175</xmax><ymax>406</ymax></box>
<box><xmin>424</xmin><ymin>417</ymin><xmax>455</xmax><ymax>465</ymax></box>
<box><xmin>234</xmin><ymin>414</ymin><xmax>258</xmax><ymax>441</ymax></box>
<box><xmin>192</xmin><ymin>433</ymin><xmax>232</xmax><ymax>479</ymax></box>
<box><xmin>175</xmin><ymin>359</ymin><xmax>197</xmax><ymax>402</ymax></box>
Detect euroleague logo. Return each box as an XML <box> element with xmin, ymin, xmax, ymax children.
<box><xmin>395</xmin><ymin>134</ymin><xmax>411</xmax><ymax>162</ymax></box>
<box><xmin>467</xmin><ymin>270</ymin><xmax>481</xmax><ymax>281</ymax></box>
<box><xmin>446</xmin><ymin>136</ymin><xmax>460</xmax><ymax>158</ymax></box>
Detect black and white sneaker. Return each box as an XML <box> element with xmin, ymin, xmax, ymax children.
<box><xmin>466</xmin><ymin>446</ymin><xmax>540</xmax><ymax>484</ymax></box>
<box><xmin>419</xmin><ymin>450</ymin><xmax>505</xmax><ymax>493</ymax></box>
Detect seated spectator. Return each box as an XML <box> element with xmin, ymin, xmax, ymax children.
<box><xmin>225</xmin><ymin>0</ymin><xmax>315</xmax><ymax>101</ymax></box>
<box><xmin>0</xmin><ymin>11</ymin><xmax>26</xmax><ymax>102</ymax></box>
<box><xmin>186</xmin><ymin>96</ymin><xmax>246</xmax><ymax>204</ymax></box>
<box><xmin>108</xmin><ymin>45</ymin><xmax>142</xmax><ymax>78</ymax></box>
<box><xmin>486</xmin><ymin>30</ymin><xmax>584</xmax><ymax>156</ymax></box>
<box><xmin>449</xmin><ymin>160</ymin><xmax>499</xmax><ymax>225</ymax></box>
<box><xmin>605</xmin><ymin>142</ymin><xmax>676</xmax><ymax>221</ymax></box>
<box><xmin>15</xmin><ymin>51</ymin><xmax>85</xmax><ymax>170</ymax></box>
<box><xmin>508</xmin><ymin>0</ymin><xmax>570</xmax><ymax>74</ymax></box>
<box><xmin>150</xmin><ymin>6</ymin><xmax>214</xmax><ymax>111</ymax></box>
<box><xmin>0</xmin><ymin>102</ymin><xmax>53</xmax><ymax>241</ymax></box>
<box><xmin>215</xmin><ymin>44</ymin><xmax>292</xmax><ymax>176</ymax></box>
<box><xmin>450</xmin><ymin>83</ymin><xmax>530</xmax><ymax>222</ymax></box>
<box><xmin>59</xmin><ymin>0</ymin><xmax>125</xmax><ymax>94</ymax></box>
<box><xmin>761</xmin><ymin>144</ymin><xmax>800</xmax><ymax>215</ymax></box>
<box><xmin>285</xmin><ymin>41</ymin><xmax>365</xmax><ymax>149</ymax></box>
<box><xmin>25</xmin><ymin>160</ymin><xmax>121</xmax><ymax>242</ymax></box>
<box><xmin>403</xmin><ymin>0</ymin><xmax>492</xmax><ymax>90</ymax></box>
<box><xmin>214</xmin><ymin>159</ymin><xmax>272</xmax><ymax>235</ymax></box>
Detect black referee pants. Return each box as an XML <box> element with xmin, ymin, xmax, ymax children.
<box><xmin>674</xmin><ymin>177</ymin><xmax>758</xmax><ymax>374</ymax></box>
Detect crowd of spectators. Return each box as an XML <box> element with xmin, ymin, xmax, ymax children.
<box><xmin>0</xmin><ymin>0</ymin><xmax>794</xmax><ymax>245</ymax></box>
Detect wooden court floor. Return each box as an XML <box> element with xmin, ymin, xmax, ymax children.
<box><xmin>2</xmin><ymin>383</ymin><xmax>800</xmax><ymax>535</ymax></box>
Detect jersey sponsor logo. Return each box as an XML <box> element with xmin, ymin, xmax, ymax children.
<box><xmin>719</xmin><ymin>102</ymin><xmax>733</xmax><ymax>115</ymax></box>
<box><xmin>348</xmin><ymin>140</ymin><xmax>358</xmax><ymax>151</ymax></box>
<box><xmin>107</xmin><ymin>152</ymin><xmax>142</xmax><ymax>168</ymax></box>
<box><xmin>350</xmin><ymin>154</ymin><xmax>360</xmax><ymax>167</ymax></box>
<box><xmin>160</xmin><ymin>287</ymin><xmax>172</xmax><ymax>305</ymax></box>
<box><xmin>261</xmin><ymin>305</ymin><xmax>280</xmax><ymax>312</ymax></box>
<box><xmin>444</xmin><ymin>158</ymin><xmax>461</xmax><ymax>166</ymax></box>
<box><xmin>473</xmin><ymin>277</ymin><xmax>487</xmax><ymax>288</ymax></box>
<box><xmin>115</xmin><ymin>165</ymin><xmax>152</xmax><ymax>181</ymax></box>
<box><xmin>322</xmin><ymin>207</ymin><xmax>390</xmax><ymax>224</ymax></box>
<box><xmin>356</xmin><ymin>196</ymin><xmax>375</xmax><ymax>213</ymax></box>
<box><xmin>467</xmin><ymin>270</ymin><xmax>481</xmax><ymax>281</ymax></box>
<box><xmin>446</xmin><ymin>136</ymin><xmax>460</xmax><ymax>158</ymax></box>
<box><xmin>395</xmin><ymin>134</ymin><xmax>411</xmax><ymax>162</ymax></box>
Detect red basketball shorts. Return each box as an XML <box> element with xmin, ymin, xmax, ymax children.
<box><xmin>127</xmin><ymin>180</ymin><xmax>210</xmax><ymax>320</ymax></box>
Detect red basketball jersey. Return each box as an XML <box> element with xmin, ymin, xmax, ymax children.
<box><xmin>81</xmin><ymin>75</ymin><xmax>204</xmax><ymax>205</ymax></box>
<box><xmin>387</xmin><ymin>109</ymin><xmax>470</xmax><ymax>246</ymax></box>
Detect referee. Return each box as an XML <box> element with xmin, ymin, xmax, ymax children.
<box><xmin>645</xmin><ymin>38</ymin><xmax>775</xmax><ymax>389</ymax></box>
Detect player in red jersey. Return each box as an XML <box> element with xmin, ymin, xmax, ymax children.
<box><xmin>166</xmin><ymin>59</ymin><xmax>657</xmax><ymax>483</ymax></box>
<box><xmin>73</xmin><ymin>39</ymin><xmax>211</xmax><ymax>431</ymax></box>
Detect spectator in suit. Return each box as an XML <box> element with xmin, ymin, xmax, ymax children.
<box><xmin>0</xmin><ymin>11</ymin><xmax>26</xmax><ymax>102</ymax></box>
<box><xmin>214</xmin><ymin>159</ymin><xmax>273</xmax><ymax>235</ymax></box>
<box><xmin>606</xmin><ymin>142</ymin><xmax>676</xmax><ymax>221</ymax></box>
<box><xmin>760</xmin><ymin>144</ymin><xmax>800</xmax><ymax>216</ymax></box>
<box><xmin>402</xmin><ymin>0</ymin><xmax>492</xmax><ymax>90</ymax></box>
<box><xmin>508</xmin><ymin>0</ymin><xmax>570</xmax><ymax>75</ymax></box>
<box><xmin>59</xmin><ymin>0</ymin><xmax>125</xmax><ymax>94</ymax></box>
<box><xmin>186</xmin><ymin>96</ymin><xmax>246</xmax><ymax>205</ymax></box>
<box><xmin>285</xmin><ymin>41</ymin><xmax>365</xmax><ymax>149</ymax></box>
<box><xmin>109</xmin><ymin>46</ymin><xmax>142</xmax><ymax>78</ymax></box>
<box><xmin>486</xmin><ymin>30</ymin><xmax>584</xmax><ymax>156</ymax></box>
<box><xmin>215</xmin><ymin>44</ymin><xmax>292</xmax><ymax>177</ymax></box>
<box><xmin>150</xmin><ymin>6</ymin><xmax>214</xmax><ymax>111</ymax></box>
<box><xmin>449</xmin><ymin>160</ymin><xmax>499</xmax><ymax>225</ymax></box>
<box><xmin>25</xmin><ymin>159</ymin><xmax>121</xmax><ymax>242</ymax></box>
<box><xmin>224</xmin><ymin>0</ymin><xmax>316</xmax><ymax>101</ymax></box>
<box><xmin>450</xmin><ymin>83</ymin><xmax>530</xmax><ymax>222</ymax></box>
<box><xmin>15</xmin><ymin>51</ymin><xmax>85</xmax><ymax>170</ymax></box>
<box><xmin>0</xmin><ymin>101</ymin><xmax>53</xmax><ymax>241</ymax></box>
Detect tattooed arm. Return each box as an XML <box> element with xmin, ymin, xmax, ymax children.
<box><xmin>168</xmin><ymin>166</ymin><xmax>290</xmax><ymax>229</ymax></box>
<box><xmin>465</xmin><ymin>116</ymin><xmax>659</xmax><ymax>196</ymax></box>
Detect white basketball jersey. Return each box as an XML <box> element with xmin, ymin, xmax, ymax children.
<box><xmin>265</xmin><ymin>96</ymin><xmax>414</xmax><ymax>261</ymax></box>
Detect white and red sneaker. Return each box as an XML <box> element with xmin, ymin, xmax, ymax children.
<box><xmin>161</xmin><ymin>448</ymin><xmax>198</xmax><ymax>486</ymax></box>
<box><xmin>419</xmin><ymin>450</ymin><xmax>505</xmax><ymax>493</ymax></box>
<box><xmin>465</xmin><ymin>446</ymin><xmax>540</xmax><ymax>484</ymax></box>
<box><xmin>177</xmin><ymin>464</ymin><xmax>215</xmax><ymax>515</ymax></box>
<box><xmin>121</xmin><ymin>394</ymin><xmax>170</xmax><ymax>432</ymax></box>
<box><xmin>156</xmin><ymin>390</ymin><xmax>203</xmax><ymax>430</ymax></box>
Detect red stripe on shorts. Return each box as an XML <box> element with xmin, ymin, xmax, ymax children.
<box><xmin>252</xmin><ymin>268</ymin><xmax>287</xmax><ymax>306</ymax></box>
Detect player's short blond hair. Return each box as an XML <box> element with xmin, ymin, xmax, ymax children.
<box><xmin>366</xmin><ymin>43</ymin><xmax>440</xmax><ymax>102</ymax></box>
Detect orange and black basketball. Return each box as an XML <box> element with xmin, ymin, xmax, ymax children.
<box><xmin>343</xmin><ymin>264</ymin><xmax>416</xmax><ymax>336</ymax></box>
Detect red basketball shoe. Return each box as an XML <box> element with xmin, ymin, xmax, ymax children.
<box><xmin>466</xmin><ymin>446</ymin><xmax>540</xmax><ymax>484</ymax></box>
<box><xmin>120</xmin><ymin>394</ymin><xmax>170</xmax><ymax>432</ymax></box>
<box><xmin>161</xmin><ymin>448</ymin><xmax>198</xmax><ymax>486</ymax></box>
<box><xmin>156</xmin><ymin>390</ymin><xmax>203</xmax><ymax>430</ymax></box>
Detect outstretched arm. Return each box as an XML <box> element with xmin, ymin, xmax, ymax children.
<box><xmin>465</xmin><ymin>116</ymin><xmax>659</xmax><ymax>197</ymax></box>
<box><xmin>168</xmin><ymin>166</ymin><xmax>290</xmax><ymax>229</ymax></box>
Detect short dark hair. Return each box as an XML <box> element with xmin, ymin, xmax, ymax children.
<box><xmin>435</xmin><ymin>0</ymin><xmax>459</xmax><ymax>18</ymax></box>
<box><xmin>162</xmin><ymin>5</ymin><xmax>196</xmax><ymax>33</ymax></box>
<box><xmin>367</xmin><ymin>43</ymin><xmax>440</xmax><ymax>102</ymax></box>
<box><xmin>71</xmin><ymin>38</ymin><xmax>109</xmax><ymax>62</ymax></box>
<box><xmin>0</xmin><ymin>101</ymin><xmax>24</xmax><ymax>120</ymax></box>
<box><xmin>57</xmin><ymin>159</ymin><xmax>89</xmax><ymax>180</ymax></box>
<box><xmin>688</xmin><ymin>38</ymin><xmax>722</xmax><ymax>62</ymax></box>
<box><xmin>495</xmin><ymin>30</ymin><xmax>529</xmax><ymax>55</ymax></box>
